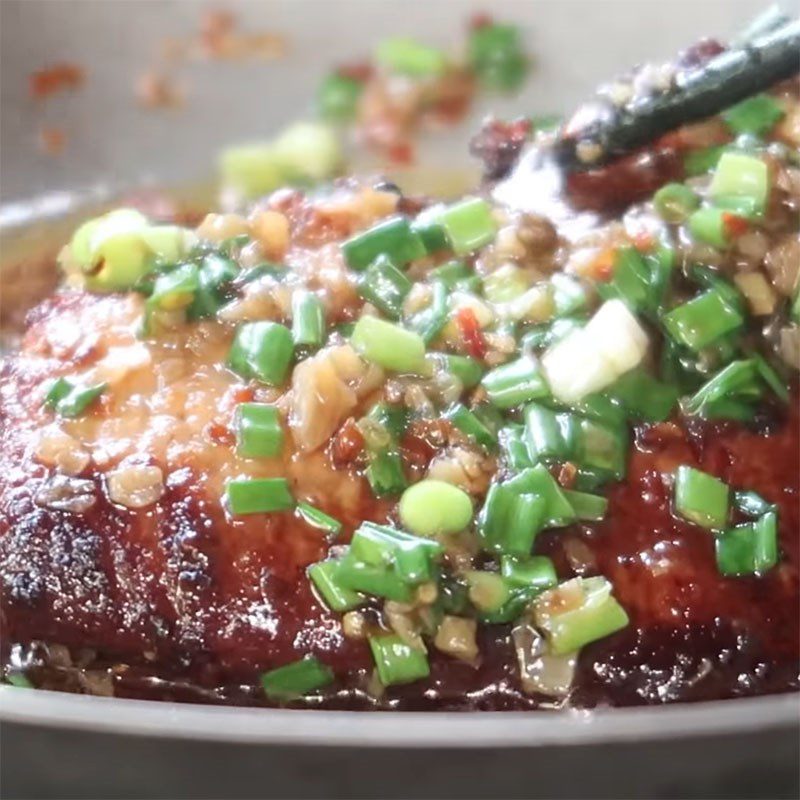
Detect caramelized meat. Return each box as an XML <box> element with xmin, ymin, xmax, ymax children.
<box><xmin>1</xmin><ymin>288</ymin><xmax>797</xmax><ymax>708</ymax></box>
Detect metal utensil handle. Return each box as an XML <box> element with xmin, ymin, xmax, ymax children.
<box><xmin>557</xmin><ymin>18</ymin><xmax>800</xmax><ymax>172</ymax></box>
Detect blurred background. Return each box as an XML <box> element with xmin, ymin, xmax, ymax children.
<box><xmin>1</xmin><ymin>0</ymin><xmax>764</xmax><ymax>204</ymax></box>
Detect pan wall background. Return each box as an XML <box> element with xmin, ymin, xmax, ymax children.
<box><xmin>1</xmin><ymin>0</ymin><xmax>765</xmax><ymax>202</ymax></box>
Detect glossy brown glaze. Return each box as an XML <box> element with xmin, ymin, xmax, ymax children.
<box><xmin>1</xmin><ymin>287</ymin><xmax>797</xmax><ymax>708</ymax></box>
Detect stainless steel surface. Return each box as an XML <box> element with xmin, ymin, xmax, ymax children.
<box><xmin>0</xmin><ymin>1</ymin><xmax>797</xmax><ymax>797</ymax></box>
<box><xmin>2</xmin><ymin>688</ymin><xmax>797</xmax><ymax>747</ymax></box>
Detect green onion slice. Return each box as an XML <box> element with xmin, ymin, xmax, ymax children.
<box><xmin>261</xmin><ymin>656</ymin><xmax>334</xmax><ymax>700</ymax></box>
<box><xmin>673</xmin><ymin>465</ymin><xmax>730</xmax><ymax>530</ymax></box>
<box><xmin>226</xmin><ymin>477</ymin><xmax>294</xmax><ymax>515</ymax></box>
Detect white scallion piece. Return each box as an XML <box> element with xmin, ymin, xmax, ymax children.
<box><xmin>542</xmin><ymin>299</ymin><xmax>648</xmax><ymax>403</ymax></box>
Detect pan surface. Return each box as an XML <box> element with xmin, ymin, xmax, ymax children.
<box><xmin>1</xmin><ymin>2</ymin><xmax>797</xmax><ymax>796</ymax></box>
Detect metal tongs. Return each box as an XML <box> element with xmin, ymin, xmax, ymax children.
<box><xmin>555</xmin><ymin>13</ymin><xmax>800</xmax><ymax>172</ymax></box>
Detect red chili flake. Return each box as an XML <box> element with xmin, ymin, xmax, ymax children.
<box><xmin>220</xmin><ymin>385</ymin><xmax>256</xmax><ymax>413</ymax></box>
<box><xmin>632</xmin><ymin>230</ymin><xmax>655</xmax><ymax>252</ymax></box>
<box><xmin>29</xmin><ymin>62</ymin><xmax>85</xmax><ymax>99</ymax></box>
<box><xmin>37</xmin><ymin>126</ymin><xmax>66</xmax><ymax>156</ymax></box>
<box><xmin>135</xmin><ymin>71</ymin><xmax>184</xmax><ymax>109</ymax></box>
<box><xmin>199</xmin><ymin>8</ymin><xmax>236</xmax><ymax>54</ymax></box>
<box><xmin>469</xmin><ymin>12</ymin><xmax>494</xmax><ymax>30</ymax></box>
<box><xmin>590</xmin><ymin>247</ymin><xmax>616</xmax><ymax>282</ymax></box>
<box><xmin>204</xmin><ymin>421</ymin><xmax>235</xmax><ymax>446</ymax></box>
<box><xmin>387</xmin><ymin>141</ymin><xmax>415</xmax><ymax>166</ymax></box>
<box><xmin>456</xmin><ymin>307</ymin><xmax>487</xmax><ymax>360</ymax></box>
<box><xmin>337</xmin><ymin>61</ymin><xmax>373</xmax><ymax>83</ymax></box>
<box><xmin>331</xmin><ymin>418</ymin><xmax>365</xmax><ymax>468</ymax></box>
<box><xmin>722</xmin><ymin>212</ymin><xmax>749</xmax><ymax>238</ymax></box>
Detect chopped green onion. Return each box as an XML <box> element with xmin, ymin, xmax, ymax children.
<box><xmin>682</xmin><ymin>359</ymin><xmax>761</xmax><ymax>419</ymax></box>
<box><xmin>674</xmin><ymin>465</ymin><xmax>729</xmax><ymax>530</ymax></box>
<box><xmin>239</xmin><ymin>262</ymin><xmax>288</xmax><ymax>284</ymax></box>
<box><xmin>445</xmin><ymin>403</ymin><xmax>498</xmax><ymax>449</ymax></box>
<box><xmin>716</xmin><ymin>511</ymin><xmax>778</xmax><ymax>576</ymax></box>
<box><xmin>4</xmin><ymin>673</ymin><xmax>33</xmax><ymax>689</ymax></box>
<box><xmin>64</xmin><ymin>210</ymin><xmax>192</xmax><ymax>294</ymax></box>
<box><xmin>560</xmin><ymin>392</ymin><xmax>628</xmax><ymax>428</ymax></box>
<box><xmin>543</xmin><ymin>299</ymin><xmax>649</xmax><ymax>404</ymax></box>
<box><xmin>365</xmin><ymin>449</ymin><xmax>407</xmax><ymax>497</ymax></box>
<box><xmin>317</xmin><ymin>72</ymin><xmax>363</xmax><ymax>121</ymax></box>
<box><xmin>399</xmin><ymin>479</ymin><xmax>473</xmax><ymax>537</ymax></box>
<box><xmin>533</xmin><ymin>576</ymin><xmax>629</xmax><ymax>656</ymax></box>
<box><xmin>688</xmin><ymin>207</ymin><xmax>732</xmax><ymax>248</ymax></box>
<box><xmin>436</xmin><ymin>198</ymin><xmax>497</xmax><ymax>255</ymax></box>
<box><xmin>479</xmin><ymin>462</ymin><xmax>580</xmax><ymax>554</ymax></box>
<box><xmin>752</xmin><ymin>353</ymin><xmax>790</xmax><ymax>403</ymax></box>
<box><xmin>376</xmin><ymin>37</ymin><xmax>447</xmax><ymax>77</ymax></box>
<box><xmin>683</xmin><ymin>145</ymin><xmax>726</xmax><ymax>177</ymax></box>
<box><xmin>482</xmin><ymin>355</ymin><xmax>549</xmax><ymax>409</ymax></box>
<box><xmin>44</xmin><ymin>378</ymin><xmax>106</xmax><ymax>418</ymax></box>
<box><xmin>271</xmin><ymin>121</ymin><xmax>344</xmax><ymax>182</ymax></box>
<box><xmin>464</xmin><ymin>570</ymin><xmax>512</xmax><ymax>612</ymax></box>
<box><xmin>297</xmin><ymin>502</ymin><xmax>342</xmax><ymax>537</ymax></box>
<box><xmin>663</xmin><ymin>290</ymin><xmax>744</xmax><ymax>351</ymax></box>
<box><xmin>530</xmin><ymin>114</ymin><xmax>562</xmax><ymax>132</ymax></box>
<box><xmin>468</xmin><ymin>23</ymin><xmax>528</xmax><ymax>91</ymax></box>
<box><xmin>341</xmin><ymin>217</ymin><xmax>425</xmax><ymax>271</ymax></box>
<box><xmin>261</xmin><ymin>656</ymin><xmax>333</xmax><ymax>700</ymax></box>
<box><xmin>499</xmin><ymin>424</ymin><xmax>535</xmax><ymax>471</ymax></box>
<box><xmin>521</xmin><ymin>315</ymin><xmax>585</xmax><ymax>352</ymax></box>
<box><xmin>599</xmin><ymin>246</ymin><xmax>652</xmax><ymax>312</ymax></box>
<box><xmin>350</xmin><ymin>315</ymin><xmax>426</xmax><ymax>374</ymax></box>
<box><xmin>348</xmin><ymin>522</ymin><xmax>443</xmax><ymax>585</ymax></box>
<box><xmin>574</xmin><ymin>418</ymin><xmax>628</xmax><ymax>482</ymax></box>
<box><xmin>439</xmin><ymin>353</ymin><xmax>484</xmax><ymax>388</ymax></box>
<box><xmin>220</xmin><ymin>145</ymin><xmax>284</xmax><ymax>199</ymax></box>
<box><xmin>598</xmin><ymin>246</ymin><xmax>673</xmax><ymax>318</ymax></box>
<box><xmin>357</xmin><ymin>256</ymin><xmax>412</xmax><ymax>320</ymax></box>
<box><xmin>308</xmin><ymin>559</ymin><xmax>365</xmax><ymax>611</ymax></box>
<box><xmin>335</xmin><ymin>558</ymin><xmax>413</xmax><ymax>602</ymax></box>
<box><xmin>500</xmin><ymin>554</ymin><xmax>557</xmax><ymax>592</ymax></box>
<box><xmin>607</xmin><ymin>368</ymin><xmax>679</xmax><ymax>422</ymax></box>
<box><xmin>235</xmin><ymin>403</ymin><xmax>283</xmax><ymax>458</ymax></box>
<box><xmin>505</xmin><ymin>464</ymin><xmax>577</xmax><ymax>527</ymax></box>
<box><xmin>408</xmin><ymin>281</ymin><xmax>448</xmax><ymax>343</ymax></box>
<box><xmin>221</xmin><ymin>124</ymin><xmax>342</xmax><ymax>199</ymax></box>
<box><xmin>734</xmin><ymin>490</ymin><xmax>775</xmax><ymax>519</ymax></box>
<box><xmin>226</xmin><ymin>477</ymin><xmax>294</xmax><ymax>515</ymax></box>
<box><xmin>723</xmin><ymin>94</ymin><xmax>784</xmax><ymax>137</ymax></box>
<box><xmin>429</xmin><ymin>260</ymin><xmax>473</xmax><ymax>289</ymax></box>
<box><xmin>653</xmin><ymin>182</ymin><xmax>700</xmax><ymax>224</ymax></box>
<box><xmin>68</xmin><ymin>208</ymin><xmax>147</xmax><ymax>267</ymax></box>
<box><xmin>484</xmin><ymin>264</ymin><xmax>529</xmax><ymax>303</ymax></box>
<box><xmin>478</xmin><ymin>482</ymin><xmax>546</xmax><ymax>555</ymax></box>
<box><xmin>369</xmin><ymin>634</ymin><xmax>430</xmax><ymax>687</ymax></box>
<box><xmin>709</xmin><ymin>152</ymin><xmax>769</xmax><ymax>216</ymax></box>
<box><xmin>411</xmin><ymin>211</ymin><xmax>449</xmax><ymax>254</ymax></box>
<box><xmin>188</xmin><ymin>253</ymin><xmax>238</xmax><ymax>320</ymax></box>
<box><xmin>292</xmin><ymin>290</ymin><xmax>325</xmax><ymax>348</ymax></box>
<box><xmin>524</xmin><ymin>403</ymin><xmax>573</xmax><ymax>463</ymax></box>
<box><xmin>228</xmin><ymin>322</ymin><xmax>294</xmax><ymax>385</ymax></box>
<box><xmin>564</xmin><ymin>489</ymin><xmax>608</xmax><ymax>522</ymax></box>
<box><xmin>550</xmin><ymin>273</ymin><xmax>588</xmax><ymax>316</ymax></box>
<box><xmin>148</xmin><ymin>263</ymin><xmax>199</xmax><ymax>311</ymax></box>
<box><xmin>367</xmin><ymin>402</ymin><xmax>408</xmax><ymax>441</ymax></box>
